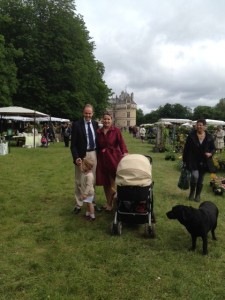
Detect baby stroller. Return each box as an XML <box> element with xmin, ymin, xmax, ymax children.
<box><xmin>111</xmin><ymin>154</ymin><xmax>155</xmax><ymax>238</ymax></box>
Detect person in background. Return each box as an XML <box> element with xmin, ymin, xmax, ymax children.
<box><xmin>214</xmin><ymin>125</ymin><xmax>225</xmax><ymax>153</ymax></box>
<box><xmin>132</xmin><ymin>125</ymin><xmax>138</xmax><ymax>138</ymax></box>
<box><xmin>55</xmin><ymin>123</ymin><xmax>62</xmax><ymax>142</ymax></box>
<box><xmin>32</xmin><ymin>127</ymin><xmax>38</xmax><ymax>135</ymax></box>
<box><xmin>183</xmin><ymin>119</ymin><xmax>216</xmax><ymax>202</ymax></box>
<box><xmin>63</xmin><ymin>123</ymin><xmax>71</xmax><ymax>147</ymax></box>
<box><xmin>79</xmin><ymin>157</ymin><xmax>95</xmax><ymax>221</ymax></box>
<box><xmin>25</xmin><ymin>123</ymin><xmax>33</xmax><ymax>133</ymax></box>
<box><xmin>96</xmin><ymin>112</ymin><xmax>128</xmax><ymax>211</ymax></box>
<box><xmin>70</xmin><ymin>104</ymin><xmax>99</xmax><ymax>214</ymax></box>
<box><xmin>41</xmin><ymin>135</ymin><xmax>48</xmax><ymax>147</ymax></box>
<box><xmin>42</xmin><ymin>124</ymin><xmax>48</xmax><ymax>138</ymax></box>
<box><xmin>47</xmin><ymin>124</ymin><xmax>56</xmax><ymax>142</ymax></box>
<box><xmin>139</xmin><ymin>126</ymin><xmax>146</xmax><ymax>143</ymax></box>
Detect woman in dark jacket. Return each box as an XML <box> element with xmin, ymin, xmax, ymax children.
<box><xmin>183</xmin><ymin>119</ymin><xmax>216</xmax><ymax>202</ymax></box>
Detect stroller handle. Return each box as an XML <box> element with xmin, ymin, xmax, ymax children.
<box><xmin>144</xmin><ymin>155</ymin><xmax>153</xmax><ymax>164</ymax></box>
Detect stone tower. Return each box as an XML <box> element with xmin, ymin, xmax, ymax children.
<box><xmin>107</xmin><ymin>91</ymin><xmax>137</xmax><ymax>128</ymax></box>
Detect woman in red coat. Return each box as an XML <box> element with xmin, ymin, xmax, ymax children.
<box><xmin>96</xmin><ymin>112</ymin><xmax>128</xmax><ymax>211</ymax></box>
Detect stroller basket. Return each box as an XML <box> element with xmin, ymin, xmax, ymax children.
<box><xmin>117</xmin><ymin>185</ymin><xmax>153</xmax><ymax>214</ymax></box>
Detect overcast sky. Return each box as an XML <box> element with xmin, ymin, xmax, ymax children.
<box><xmin>76</xmin><ymin>0</ymin><xmax>225</xmax><ymax>114</ymax></box>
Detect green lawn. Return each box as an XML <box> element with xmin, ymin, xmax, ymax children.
<box><xmin>1</xmin><ymin>133</ymin><xmax>225</xmax><ymax>300</ymax></box>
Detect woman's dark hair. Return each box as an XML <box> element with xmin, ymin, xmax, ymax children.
<box><xmin>103</xmin><ymin>111</ymin><xmax>112</xmax><ymax>118</ymax></box>
<box><xmin>196</xmin><ymin>119</ymin><xmax>206</xmax><ymax>126</ymax></box>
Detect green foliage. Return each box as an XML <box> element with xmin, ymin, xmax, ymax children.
<box><xmin>0</xmin><ymin>35</ymin><xmax>22</xmax><ymax>106</ymax></box>
<box><xmin>157</xmin><ymin>103</ymin><xmax>192</xmax><ymax>119</ymax></box>
<box><xmin>193</xmin><ymin>105</ymin><xmax>213</xmax><ymax>120</ymax></box>
<box><xmin>143</xmin><ymin>103</ymin><xmax>192</xmax><ymax>124</ymax></box>
<box><xmin>143</xmin><ymin>110</ymin><xmax>159</xmax><ymax>124</ymax></box>
<box><xmin>143</xmin><ymin>101</ymin><xmax>225</xmax><ymax>123</ymax></box>
<box><xmin>136</xmin><ymin>108</ymin><xmax>144</xmax><ymax>125</ymax></box>
<box><xmin>0</xmin><ymin>0</ymin><xmax>110</xmax><ymax>119</ymax></box>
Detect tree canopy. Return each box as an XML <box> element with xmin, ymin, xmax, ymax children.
<box><xmin>1</xmin><ymin>0</ymin><xmax>225</xmax><ymax>122</ymax></box>
<box><xmin>0</xmin><ymin>35</ymin><xmax>22</xmax><ymax>106</ymax></box>
<box><xmin>137</xmin><ymin>100</ymin><xmax>225</xmax><ymax>125</ymax></box>
<box><xmin>0</xmin><ymin>0</ymin><xmax>111</xmax><ymax>119</ymax></box>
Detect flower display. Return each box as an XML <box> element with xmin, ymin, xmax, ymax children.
<box><xmin>210</xmin><ymin>176</ymin><xmax>225</xmax><ymax>195</ymax></box>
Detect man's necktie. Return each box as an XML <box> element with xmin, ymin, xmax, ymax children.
<box><xmin>87</xmin><ymin>122</ymin><xmax>94</xmax><ymax>149</ymax></box>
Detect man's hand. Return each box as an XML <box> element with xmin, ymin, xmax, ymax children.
<box><xmin>76</xmin><ymin>158</ymin><xmax>82</xmax><ymax>166</ymax></box>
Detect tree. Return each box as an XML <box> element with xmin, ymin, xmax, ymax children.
<box><xmin>0</xmin><ymin>35</ymin><xmax>21</xmax><ymax>106</ymax></box>
<box><xmin>193</xmin><ymin>106</ymin><xmax>214</xmax><ymax>120</ymax></box>
<box><xmin>213</xmin><ymin>98</ymin><xmax>225</xmax><ymax>120</ymax></box>
<box><xmin>136</xmin><ymin>108</ymin><xmax>144</xmax><ymax>125</ymax></box>
<box><xmin>143</xmin><ymin>110</ymin><xmax>159</xmax><ymax>124</ymax></box>
<box><xmin>0</xmin><ymin>0</ymin><xmax>110</xmax><ymax>119</ymax></box>
<box><xmin>172</xmin><ymin>104</ymin><xmax>192</xmax><ymax>119</ymax></box>
<box><xmin>142</xmin><ymin>103</ymin><xmax>193</xmax><ymax>123</ymax></box>
<box><xmin>156</xmin><ymin>103</ymin><xmax>192</xmax><ymax>119</ymax></box>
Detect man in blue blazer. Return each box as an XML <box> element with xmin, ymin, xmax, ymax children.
<box><xmin>70</xmin><ymin>104</ymin><xmax>99</xmax><ymax>214</ymax></box>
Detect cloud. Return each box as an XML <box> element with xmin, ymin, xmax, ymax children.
<box><xmin>76</xmin><ymin>0</ymin><xmax>225</xmax><ymax>114</ymax></box>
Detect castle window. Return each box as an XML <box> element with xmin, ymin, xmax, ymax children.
<box><xmin>127</xmin><ymin>112</ymin><xmax>130</xmax><ymax>118</ymax></box>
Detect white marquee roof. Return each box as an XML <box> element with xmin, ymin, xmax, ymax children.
<box><xmin>0</xmin><ymin>106</ymin><xmax>48</xmax><ymax>117</ymax></box>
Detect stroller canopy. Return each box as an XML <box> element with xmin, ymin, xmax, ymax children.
<box><xmin>116</xmin><ymin>154</ymin><xmax>152</xmax><ymax>187</ymax></box>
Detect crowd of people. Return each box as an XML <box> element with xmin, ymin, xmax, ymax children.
<box><xmin>69</xmin><ymin>109</ymin><xmax>225</xmax><ymax>221</ymax></box>
<box><xmin>5</xmin><ymin>104</ymin><xmax>225</xmax><ymax>221</ymax></box>
<box><xmin>9</xmin><ymin>108</ymin><xmax>223</xmax><ymax>218</ymax></box>
<box><xmin>5</xmin><ymin>106</ymin><xmax>225</xmax><ymax>219</ymax></box>
<box><xmin>4</xmin><ymin>120</ymin><xmax>73</xmax><ymax>148</ymax></box>
<box><xmin>40</xmin><ymin>123</ymin><xmax>72</xmax><ymax>147</ymax></box>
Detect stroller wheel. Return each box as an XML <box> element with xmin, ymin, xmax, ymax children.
<box><xmin>145</xmin><ymin>224</ymin><xmax>156</xmax><ymax>238</ymax></box>
<box><xmin>111</xmin><ymin>221</ymin><xmax>122</xmax><ymax>236</ymax></box>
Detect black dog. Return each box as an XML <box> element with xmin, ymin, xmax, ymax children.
<box><xmin>166</xmin><ymin>201</ymin><xmax>218</xmax><ymax>255</ymax></box>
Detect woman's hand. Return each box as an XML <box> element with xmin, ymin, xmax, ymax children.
<box><xmin>205</xmin><ymin>152</ymin><xmax>212</xmax><ymax>158</ymax></box>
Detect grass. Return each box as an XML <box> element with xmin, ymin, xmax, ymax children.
<box><xmin>1</xmin><ymin>133</ymin><xmax>225</xmax><ymax>300</ymax></box>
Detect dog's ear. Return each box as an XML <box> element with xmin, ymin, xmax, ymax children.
<box><xmin>181</xmin><ymin>207</ymin><xmax>191</xmax><ymax>222</ymax></box>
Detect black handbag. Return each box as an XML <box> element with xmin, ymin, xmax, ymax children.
<box><xmin>178</xmin><ymin>167</ymin><xmax>190</xmax><ymax>190</ymax></box>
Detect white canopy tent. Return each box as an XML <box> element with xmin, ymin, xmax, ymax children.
<box><xmin>201</xmin><ymin>119</ymin><xmax>225</xmax><ymax>126</ymax></box>
<box><xmin>157</xmin><ymin>118</ymin><xmax>192</xmax><ymax>124</ymax></box>
<box><xmin>2</xmin><ymin>116</ymin><xmax>34</xmax><ymax>122</ymax></box>
<box><xmin>180</xmin><ymin>122</ymin><xmax>193</xmax><ymax>127</ymax></box>
<box><xmin>191</xmin><ymin>119</ymin><xmax>225</xmax><ymax>126</ymax></box>
<box><xmin>1</xmin><ymin>115</ymin><xmax>70</xmax><ymax>123</ymax></box>
<box><xmin>140</xmin><ymin>123</ymin><xmax>155</xmax><ymax>127</ymax></box>
<box><xmin>0</xmin><ymin>106</ymin><xmax>49</xmax><ymax>147</ymax></box>
<box><xmin>155</xmin><ymin>121</ymin><xmax>172</xmax><ymax>125</ymax></box>
<box><xmin>36</xmin><ymin>116</ymin><xmax>70</xmax><ymax>123</ymax></box>
<box><xmin>0</xmin><ymin>106</ymin><xmax>48</xmax><ymax>117</ymax></box>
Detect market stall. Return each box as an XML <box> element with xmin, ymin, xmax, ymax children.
<box><xmin>0</xmin><ymin>106</ymin><xmax>49</xmax><ymax>149</ymax></box>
